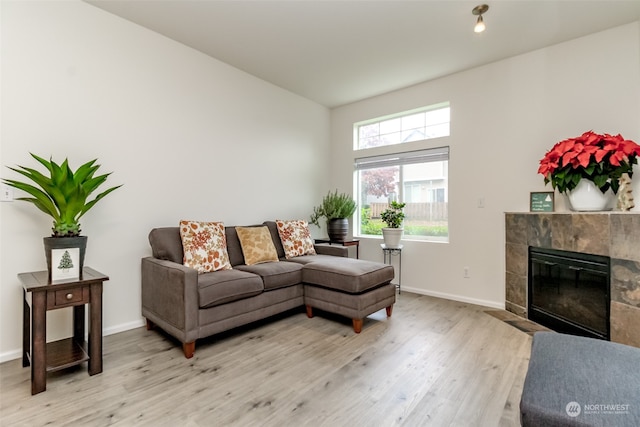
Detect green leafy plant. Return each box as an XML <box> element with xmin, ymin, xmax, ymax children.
<box><xmin>2</xmin><ymin>153</ymin><xmax>122</xmax><ymax>237</ymax></box>
<box><xmin>309</xmin><ymin>189</ymin><xmax>357</xmax><ymax>226</ymax></box>
<box><xmin>380</xmin><ymin>201</ymin><xmax>406</xmax><ymax>228</ymax></box>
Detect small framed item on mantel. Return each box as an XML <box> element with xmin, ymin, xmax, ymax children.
<box><xmin>530</xmin><ymin>191</ymin><xmax>554</xmax><ymax>212</ymax></box>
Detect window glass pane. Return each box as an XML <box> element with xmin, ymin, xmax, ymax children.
<box><xmin>360</xmin><ymin>136</ymin><xmax>381</xmax><ymax>149</ymax></box>
<box><xmin>401</xmin><ymin>112</ymin><xmax>425</xmax><ymax>130</ymax></box>
<box><xmin>357</xmin><ymin>158</ymin><xmax>448</xmax><ymax>242</ymax></box>
<box><xmin>425</xmin><ymin>107</ymin><xmax>450</xmax><ymax>126</ymax></box>
<box><xmin>381</xmin><ymin>132</ymin><xmax>402</xmax><ymax>146</ymax></box>
<box><xmin>401</xmin><ymin>129</ymin><xmax>426</xmax><ymax>143</ymax></box>
<box><xmin>379</xmin><ymin>118</ymin><xmax>401</xmax><ymax>135</ymax></box>
<box><xmin>359</xmin><ymin>123</ymin><xmax>379</xmax><ymax>139</ymax></box>
<box><xmin>401</xmin><ymin>161</ymin><xmax>448</xmax><ymax>241</ymax></box>
<box><xmin>358</xmin><ymin>167</ymin><xmax>399</xmax><ymax>237</ymax></box>
<box><xmin>424</xmin><ymin>122</ymin><xmax>449</xmax><ymax>139</ymax></box>
<box><xmin>356</xmin><ymin>104</ymin><xmax>450</xmax><ymax>150</ymax></box>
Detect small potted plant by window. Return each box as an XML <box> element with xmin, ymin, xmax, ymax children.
<box><xmin>2</xmin><ymin>153</ymin><xmax>121</xmax><ymax>281</ymax></box>
<box><xmin>310</xmin><ymin>189</ymin><xmax>357</xmax><ymax>241</ymax></box>
<box><xmin>380</xmin><ymin>201</ymin><xmax>406</xmax><ymax>248</ymax></box>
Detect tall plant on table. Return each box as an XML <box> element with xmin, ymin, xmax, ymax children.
<box><xmin>2</xmin><ymin>153</ymin><xmax>122</xmax><ymax>279</ymax></box>
<box><xmin>310</xmin><ymin>189</ymin><xmax>357</xmax><ymax>242</ymax></box>
<box><xmin>380</xmin><ymin>201</ymin><xmax>406</xmax><ymax>248</ymax></box>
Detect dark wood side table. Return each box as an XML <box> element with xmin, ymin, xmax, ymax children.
<box><xmin>20</xmin><ymin>267</ymin><xmax>109</xmax><ymax>395</ymax></box>
<box><xmin>314</xmin><ymin>238</ymin><xmax>360</xmax><ymax>259</ymax></box>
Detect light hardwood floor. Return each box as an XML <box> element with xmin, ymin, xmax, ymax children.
<box><xmin>0</xmin><ymin>292</ymin><xmax>532</xmax><ymax>426</ymax></box>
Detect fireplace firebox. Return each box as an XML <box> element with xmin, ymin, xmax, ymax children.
<box><xmin>528</xmin><ymin>247</ymin><xmax>610</xmax><ymax>340</ymax></box>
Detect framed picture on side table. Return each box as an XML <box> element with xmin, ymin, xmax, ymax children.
<box><xmin>530</xmin><ymin>191</ymin><xmax>555</xmax><ymax>212</ymax></box>
<box><xmin>50</xmin><ymin>247</ymin><xmax>80</xmax><ymax>282</ymax></box>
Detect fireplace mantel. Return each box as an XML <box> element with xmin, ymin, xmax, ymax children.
<box><xmin>505</xmin><ymin>212</ymin><xmax>640</xmax><ymax>348</ymax></box>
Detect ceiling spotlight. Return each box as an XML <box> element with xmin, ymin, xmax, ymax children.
<box><xmin>472</xmin><ymin>4</ymin><xmax>489</xmax><ymax>33</ymax></box>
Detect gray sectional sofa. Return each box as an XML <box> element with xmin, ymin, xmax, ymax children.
<box><xmin>141</xmin><ymin>221</ymin><xmax>395</xmax><ymax>358</ymax></box>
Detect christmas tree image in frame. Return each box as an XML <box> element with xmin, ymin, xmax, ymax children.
<box><xmin>58</xmin><ymin>250</ymin><xmax>74</xmax><ymax>272</ymax></box>
<box><xmin>51</xmin><ymin>247</ymin><xmax>80</xmax><ymax>282</ymax></box>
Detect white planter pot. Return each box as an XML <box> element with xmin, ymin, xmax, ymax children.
<box><xmin>566</xmin><ymin>179</ymin><xmax>613</xmax><ymax>212</ymax></box>
<box><xmin>382</xmin><ymin>228</ymin><xmax>403</xmax><ymax>248</ymax></box>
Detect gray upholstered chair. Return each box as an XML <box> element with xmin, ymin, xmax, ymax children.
<box><xmin>520</xmin><ymin>332</ymin><xmax>640</xmax><ymax>426</ymax></box>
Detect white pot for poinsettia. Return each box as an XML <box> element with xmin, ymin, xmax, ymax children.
<box><xmin>566</xmin><ymin>179</ymin><xmax>614</xmax><ymax>211</ymax></box>
<box><xmin>382</xmin><ymin>228</ymin><xmax>403</xmax><ymax>248</ymax></box>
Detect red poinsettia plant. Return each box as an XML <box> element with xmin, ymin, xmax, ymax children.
<box><xmin>538</xmin><ymin>131</ymin><xmax>640</xmax><ymax>194</ymax></box>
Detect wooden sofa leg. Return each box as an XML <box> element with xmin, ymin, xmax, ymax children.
<box><xmin>145</xmin><ymin>318</ymin><xmax>155</xmax><ymax>330</ymax></box>
<box><xmin>183</xmin><ymin>342</ymin><xmax>195</xmax><ymax>359</ymax></box>
<box><xmin>386</xmin><ymin>305</ymin><xmax>393</xmax><ymax>317</ymax></box>
<box><xmin>306</xmin><ymin>305</ymin><xmax>314</xmax><ymax>318</ymax></box>
<box><xmin>352</xmin><ymin>318</ymin><xmax>363</xmax><ymax>333</ymax></box>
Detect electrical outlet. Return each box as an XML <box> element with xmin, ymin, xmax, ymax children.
<box><xmin>464</xmin><ymin>266</ymin><xmax>470</xmax><ymax>278</ymax></box>
<box><xmin>1</xmin><ymin>186</ymin><xmax>13</xmax><ymax>202</ymax></box>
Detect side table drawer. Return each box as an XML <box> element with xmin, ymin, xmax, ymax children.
<box><xmin>47</xmin><ymin>287</ymin><xmax>89</xmax><ymax>309</ymax></box>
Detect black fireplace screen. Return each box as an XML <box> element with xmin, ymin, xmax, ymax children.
<box><xmin>528</xmin><ymin>247</ymin><xmax>610</xmax><ymax>340</ymax></box>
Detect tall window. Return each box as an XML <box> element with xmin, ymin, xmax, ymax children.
<box><xmin>355</xmin><ymin>148</ymin><xmax>449</xmax><ymax>242</ymax></box>
<box><xmin>354</xmin><ymin>104</ymin><xmax>450</xmax><ymax>242</ymax></box>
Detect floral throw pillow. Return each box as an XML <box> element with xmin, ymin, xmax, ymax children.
<box><xmin>275</xmin><ymin>220</ymin><xmax>316</xmax><ymax>259</ymax></box>
<box><xmin>179</xmin><ymin>220</ymin><xmax>232</xmax><ymax>273</ymax></box>
<box><xmin>236</xmin><ymin>226</ymin><xmax>279</xmax><ymax>265</ymax></box>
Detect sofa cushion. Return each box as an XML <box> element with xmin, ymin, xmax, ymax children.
<box><xmin>236</xmin><ymin>261</ymin><xmax>303</xmax><ymax>290</ymax></box>
<box><xmin>198</xmin><ymin>269</ymin><xmax>264</xmax><ymax>308</ymax></box>
<box><xmin>148</xmin><ymin>227</ymin><xmax>183</xmax><ymax>264</ymax></box>
<box><xmin>180</xmin><ymin>220</ymin><xmax>232</xmax><ymax>273</ymax></box>
<box><xmin>302</xmin><ymin>257</ymin><xmax>394</xmax><ymax>294</ymax></box>
<box><xmin>275</xmin><ymin>219</ymin><xmax>316</xmax><ymax>259</ymax></box>
<box><xmin>236</xmin><ymin>226</ymin><xmax>279</xmax><ymax>265</ymax></box>
<box><xmin>283</xmin><ymin>254</ymin><xmax>346</xmax><ymax>265</ymax></box>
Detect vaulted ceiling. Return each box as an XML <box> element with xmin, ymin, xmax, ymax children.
<box><xmin>87</xmin><ymin>1</ymin><xmax>640</xmax><ymax>108</ymax></box>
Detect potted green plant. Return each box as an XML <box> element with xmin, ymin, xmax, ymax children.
<box><xmin>2</xmin><ymin>153</ymin><xmax>122</xmax><ymax>280</ymax></box>
<box><xmin>309</xmin><ymin>189</ymin><xmax>357</xmax><ymax>241</ymax></box>
<box><xmin>380</xmin><ymin>201</ymin><xmax>406</xmax><ymax>248</ymax></box>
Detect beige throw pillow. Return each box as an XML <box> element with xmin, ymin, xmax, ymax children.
<box><xmin>236</xmin><ymin>226</ymin><xmax>279</xmax><ymax>265</ymax></box>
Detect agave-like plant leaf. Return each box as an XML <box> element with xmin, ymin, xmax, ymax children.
<box><xmin>2</xmin><ymin>153</ymin><xmax>122</xmax><ymax>237</ymax></box>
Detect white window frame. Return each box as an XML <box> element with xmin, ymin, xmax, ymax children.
<box><xmin>354</xmin><ymin>146</ymin><xmax>449</xmax><ymax>243</ymax></box>
<box><xmin>354</xmin><ymin>102</ymin><xmax>450</xmax><ymax>150</ymax></box>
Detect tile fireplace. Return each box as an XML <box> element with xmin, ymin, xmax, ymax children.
<box><xmin>505</xmin><ymin>212</ymin><xmax>640</xmax><ymax>348</ymax></box>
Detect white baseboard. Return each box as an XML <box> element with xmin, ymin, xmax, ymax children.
<box><xmin>0</xmin><ymin>318</ymin><xmax>146</xmax><ymax>364</ymax></box>
<box><xmin>0</xmin><ymin>349</ymin><xmax>21</xmax><ymax>364</ymax></box>
<box><xmin>401</xmin><ymin>286</ymin><xmax>505</xmax><ymax>310</ymax></box>
<box><xmin>104</xmin><ymin>319</ymin><xmax>146</xmax><ymax>336</ymax></box>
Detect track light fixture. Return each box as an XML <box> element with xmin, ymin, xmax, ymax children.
<box><xmin>472</xmin><ymin>4</ymin><xmax>489</xmax><ymax>33</ymax></box>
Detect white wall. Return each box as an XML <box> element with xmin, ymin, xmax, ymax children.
<box><xmin>331</xmin><ymin>22</ymin><xmax>640</xmax><ymax>308</ymax></box>
<box><xmin>0</xmin><ymin>1</ymin><xmax>330</xmax><ymax>361</ymax></box>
